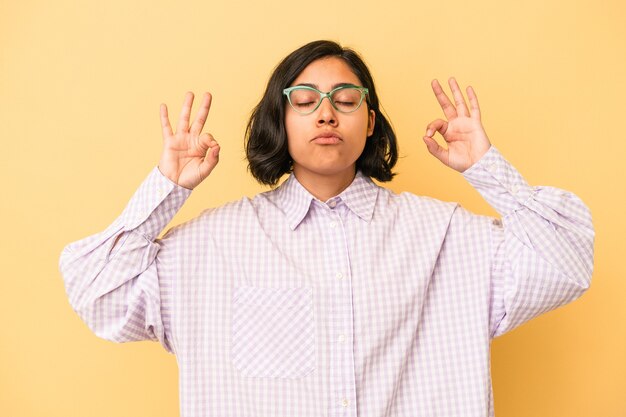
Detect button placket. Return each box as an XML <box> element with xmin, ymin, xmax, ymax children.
<box><xmin>324</xmin><ymin>209</ymin><xmax>357</xmax><ymax>416</ymax></box>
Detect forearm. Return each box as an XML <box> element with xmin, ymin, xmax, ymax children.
<box><xmin>59</xmin><ymin>167</ymin><xmax>191</xmax><ymax>346</ymax></box>
<box><xmin>463</xmin><ymin>146</ymin><xmax>595</xmax><ymax>336</ymax></box>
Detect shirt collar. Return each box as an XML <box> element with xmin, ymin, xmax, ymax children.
<box><xmin>277</xmin><ymin>170</ymin><xmax>379</xmax><ymax>230</ymax></box>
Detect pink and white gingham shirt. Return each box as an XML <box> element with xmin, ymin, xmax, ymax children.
<box><xmin>60</xmin><ymin>146</ymin><xmax>594</xmax><ymax>417</ymax></box>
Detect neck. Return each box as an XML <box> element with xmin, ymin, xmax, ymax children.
<box><xmin>292</xmin><ymin>166</ymin><xmax>357</xmax><ymax>202</ymax></box>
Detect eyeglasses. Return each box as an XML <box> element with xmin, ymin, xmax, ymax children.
<box><xmin>283</xmin><ymin>84</ymin><xmax>369</xmax><ymax>115</ymax></box>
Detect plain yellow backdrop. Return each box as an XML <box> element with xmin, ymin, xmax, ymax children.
<box><xmin>1</xmin><ymin>0</ymin><xmax>624</xmax><ymax>416</ymax></box>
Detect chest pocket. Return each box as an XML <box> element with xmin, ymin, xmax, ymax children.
<box><xmin>231</xmin><ymin>286</ymin><xmax>316</xmax><ymax>378</ymax></box>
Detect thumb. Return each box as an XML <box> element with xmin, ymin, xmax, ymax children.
<box><xmin>423</xmin><ymin>119</ymin><xmax>450</xmax><ymax>165</ymax></box>
<box><xmin>198</xmin><ymin>134</ymin><xmax>220</xmax><ymax>179</ymax></box>
<box><xmin>422</xmin><ymin>136</ymin><xmax>448</xmax><ymax>166</ymax></box>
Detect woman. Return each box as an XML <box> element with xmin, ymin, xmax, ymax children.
<box><xmin>60</xmin><ymin>40</ymin><xmax>594</xmax><ymax>417</ymax></box>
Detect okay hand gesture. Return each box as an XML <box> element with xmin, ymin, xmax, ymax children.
<box><xmin>423</xmin><ymin>78</ymin><xmax>491</xmax><ymax>172</ymax></box>
<box><xmin>158</xmin><ymin>92</ymin><xmax>220</xmax><ymax>189</ymax></box>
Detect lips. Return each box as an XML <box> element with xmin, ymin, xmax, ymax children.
<box><xmin>311</xmin><ymin>132</ymin><xmax>342</xmax><ymax>144</ymax></box>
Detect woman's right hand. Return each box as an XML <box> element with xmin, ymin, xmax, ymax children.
<box><xmin>158</xmin><ymin>91</ymin><xmax>220</xmax><ymax>189</ymax></box>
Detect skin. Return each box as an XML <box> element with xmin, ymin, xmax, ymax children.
<box><xmin>422</xmin><ymin>78</ymin><xmax>491</xmax><ymax>173</ymax></box>
<box><xmin>158</xmin><ymin>61</ymin><xmax>492</xmax><ymax>195</ymax></box>
<box><xmin>158</xmin><ymin>91</ymin><xmax>220</xmax><ymax>190</ymax></box>
<box><xmin>283</xmin><ymin>57</ymin><xmax>376</xmax><ymax>201</ymax></box>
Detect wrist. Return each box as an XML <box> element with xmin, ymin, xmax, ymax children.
<box><xmin>157</xmin><ymin>160</ymin><xmax>180</xmax><ymax>186</ymax></box>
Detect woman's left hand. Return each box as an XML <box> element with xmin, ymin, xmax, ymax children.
<box><xmin>423</xmin><ymin>77</ymin><xmax>491</xmax><ymax>172</ymax></box>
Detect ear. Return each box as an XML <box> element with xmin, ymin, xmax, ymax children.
<box><xmin>367</xmin><ymin>109</ymin><xmax>376</xmax><ymax>137</ymax></box>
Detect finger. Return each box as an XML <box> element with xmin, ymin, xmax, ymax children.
<box><xmin>431</xmin><ymin>79</ymin><xmax>457</xmax><ymax>120</ymax></box>
<box><xmin>448</xmin><ymin>77</ymin><xmax>470</xmax><ymax>117</ymax></box>
<box><xmin>466</xmin><ymin>85</ymin><xmax>481</xmax><ymax>120</ymax></box>
<box><xmin>190</xmin><ymin>92</ymin><xmax>213</xmax><ymax>135</ymax></box>
<box><xmin>160</xmin><ymin>103</ymin><xmax>174</xmax><ymax>138</ymax></box>
<box><xmin>177</xmin><ymin>91</ymin><xmax>195</xmax><ymax>133</ymax></box>
<box><xmin>425</xmin><ymin>119</ymin><xmax>449</xmax><ymax>140</ymax></box>
<box><xmin>422</xmin><ymin>136</ymin><xmax>449</xmax><ymax>166</ymax></box>
<box><xmin>197</xmin><ymin>132</ymin><xmax>216</xmax><ymax>153</ymax></box>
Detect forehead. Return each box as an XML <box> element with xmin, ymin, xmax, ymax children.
<box><xmin>291</xmin><ymin>57</ymin><xmax>361</xmax><ymax>88</ymax></box>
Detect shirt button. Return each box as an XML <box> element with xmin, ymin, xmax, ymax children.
<box><xmin>338</xmin><ymin>334</ymin><xmax>346</xmax><ymax>343</ymax></box>
<box><xmin>488</xmin><ymin>163</ymin><xmax>498</xmax><ymax>173</ymax></box>
<box><xmin>341</xmin><ymin>398</ymin><xmax>349</xmax><ymax>407</ymax></box>
<box><xmin>330</xmin><ymin>221</ymin><xmax>337</xmax><ymax>229</ymax></box>
<box><xmin>328</xmin><ymin>200</ymin><xmax>337</xmax><ymax>208</ymax></box>
<box><xmin>336</xmin><ymin>272</ymin><xmax>344</xmax><ymax>280</ymax></box>
<box><xmin>511</xmin><ymin>185</ymin><xmax>520</xmax><ymax>195</ymax></box>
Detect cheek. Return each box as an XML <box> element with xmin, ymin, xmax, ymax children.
<box><xmin>284</xmin><ymin>111</ymin><xmax>304</xmax><ymax>138</ymax></box>
<box><xmin>284</xmin><ymin>113</ymin><xmax>307</xmax><ymax>157</ymax></box>
<box><xmin>352</xmin><ymin>112</ymin><xmax>372</xmax><ymax>138</ymax></box>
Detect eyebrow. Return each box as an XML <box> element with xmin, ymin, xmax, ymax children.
<box><xmin>295</xmin><ymin>82</ymin><xmax>358</xmax><ymax>90</ymax></box>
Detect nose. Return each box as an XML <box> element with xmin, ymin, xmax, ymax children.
<box><xmin>316</xmin><ymin>97</ymin><xmax>338</xmax><ymax>127</ymax></box>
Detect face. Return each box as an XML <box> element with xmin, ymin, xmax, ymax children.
<box><xmin>284</xmin><ymin>56</ymin><xmax>375</xmax><ymax>183</ymax></box>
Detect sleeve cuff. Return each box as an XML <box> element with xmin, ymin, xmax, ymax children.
<box><xmin>462</xmin><ymin>146</ymin><xmax>535</xmax><ymax>217</ymax></box>
<box><xmin>119</xmin><ymin>167</ymin><xmax>192</xmax><ymax>239</ymax></box>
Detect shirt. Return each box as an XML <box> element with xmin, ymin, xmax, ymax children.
<box><xmin>59</xmin><ymin>146</ymin><xmax>594</xmax><ymax>417</ymax></box>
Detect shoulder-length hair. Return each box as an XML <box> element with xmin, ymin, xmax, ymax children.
<box><xmin>245</xmin><ymin>40</ymin><xmax>398</xmax><ymax>186</ymax></box>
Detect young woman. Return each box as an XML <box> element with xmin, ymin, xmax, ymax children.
<box><xmin>60</xmin><ymin>40</ymin><xmax>594</xmax><ymax>417</ymax></box>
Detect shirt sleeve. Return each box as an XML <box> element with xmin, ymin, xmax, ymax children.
<box><xmin>462</xmin><ymin>146</ymin><xmax>595</xmax><ymax>338</ymax></box>
<box><xmin>59</xmin><ymin>167</ymin><xmax>192</xmax><ymax>353</ymax></box>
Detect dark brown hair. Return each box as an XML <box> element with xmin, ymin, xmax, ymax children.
<box><xmin>245</xmin><ymin>40</ymin><xmax>398</xmax><ymax>186</ymax></box>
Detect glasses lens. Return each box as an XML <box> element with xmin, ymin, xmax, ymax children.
<box><xmin>331</xmin><ymin>87</ymin><xmax>363</xmax><ymax>113</ymax></box>
<box><xmin>288</xmin><ymin>88</ymin><xmax>321</xmax><ymax>114</ymax></box>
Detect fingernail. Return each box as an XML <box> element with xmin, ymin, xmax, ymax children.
<box><xmin>426</xmin><ymin>129</ymin><xmax>433</xmax><ymax>137</ymax></box>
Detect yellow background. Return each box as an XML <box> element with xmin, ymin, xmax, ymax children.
<box><xmin>1</xmin><ymin>0</ymin><xmax>624</xmax><ymax>415</ymax></box>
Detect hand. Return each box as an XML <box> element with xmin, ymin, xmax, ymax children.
<box><xmin>423</xmin><ymin>78</ymin><xmax>491</xmax><ymax>172</ymax></box>
<box><xmin>158</xmin><ymin>92</ymin><xmax>220</xmax><ymax>189</ymax></box>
